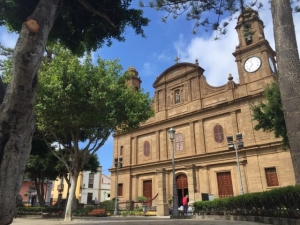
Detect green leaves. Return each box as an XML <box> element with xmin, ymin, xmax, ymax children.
<box><xmin>251</xmin><ymin>82</ymin><xmax>289</xmax><ymax>148</ymax></box>
<box><xmin>1</xmin><ymin>0</ymin><xmax>150</xmax><ymax>55</ymax></box>
<box><xmin>36</xmin><ymin>44</ymin><xmax>153</xmax><ymax>158</ymax></box>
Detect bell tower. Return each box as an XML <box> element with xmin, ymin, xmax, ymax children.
<box><xmin>126</xmin><ymin>66</ymin><xmax>141</xmax><ymax>91</ymax></box>
<box><xmin>233</xmin><ymin>9</ymin><xmax>276</xmax><ymax>90</ymax></box>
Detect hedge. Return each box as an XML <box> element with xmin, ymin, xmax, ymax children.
<box><xmin>194</xmin><ymin>185</ymin><xmax>300</xmax><ymax>219</ymax></box>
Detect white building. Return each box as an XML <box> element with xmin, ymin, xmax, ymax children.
<box><xmin>80</xmin><ymin>167</ymin><xmax>111</xmax><ymax>204</ymax></box>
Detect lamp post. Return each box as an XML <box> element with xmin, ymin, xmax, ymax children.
<box><xmin>227</xmin><ymin>133</ymin><xmax>244</xmax><ymax>195</ymax></box>
<box><xmin>168</xmin><ymin>128</ymin><xmax>179</xmax><ymax>217</ymax></box>
<box><xmin>113</xmin><ymin>157</ymin><xmax>122</xmax><ymax>216</ymax></box>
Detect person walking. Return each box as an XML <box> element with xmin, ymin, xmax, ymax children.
<box><xmin>182</xmin><ymin>195</ymin><xmax>189</xmax><ymax>215</ymax></box>
<box><xmin>94</xmin><ymin>197</ymin><xmax>99</xmax><ymax>208</ymax></box>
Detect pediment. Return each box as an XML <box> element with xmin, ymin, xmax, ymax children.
<box><xmin>153</xmin><ymin>62</ymin><xmax>204</xmax><ymax>88</ymax></box>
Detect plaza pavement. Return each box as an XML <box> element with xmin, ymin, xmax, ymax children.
<box><xmin>11</xmin><ymin>216</ymin><xmax>263</xmax><ymax>225</ymax></box>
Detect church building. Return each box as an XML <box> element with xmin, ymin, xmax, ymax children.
<box><xmin>110</xmin><ymin>10</ymin><xmax>295</xmax><ymax>216</ymax></box>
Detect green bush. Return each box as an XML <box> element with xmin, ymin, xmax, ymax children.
<box><xmin>193</xmin><ymin>185</ymin><xmax>300</xmax><ymax>219</ymax></box>
<box><xmin>18</xmin><ymin>207</ymin><xmax>63</xmax><ymax>215</ymax></box>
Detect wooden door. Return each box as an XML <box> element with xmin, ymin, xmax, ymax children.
<box><xmin>143</xmin><ymin>180</ymin><xmax>152</xmax><ymax>207</ymax></box>
<box><xmin>176</xmin><ymin>174</ymin><xmax>188</xmax><ymax>206</ymax></box>
<box><xmin>217</xmin><ymin>172</ymin><xmax>234</xmax><ymax>198</ymax></box>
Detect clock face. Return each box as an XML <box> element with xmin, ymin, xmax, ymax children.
<box><xmin>268</xmin><ymin>57</ymin><xmax>275</xmax><ymax>73</ymax></box>
<box><xmin>244</xmin><ymin>56</ymin><xmax>262</xmax><ymax>73</ymax></box>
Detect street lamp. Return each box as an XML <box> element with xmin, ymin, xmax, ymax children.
<box><xmin>227</xmin><ymin>133</ymin><xmax>244</xmax><ymax>195</ymax></box>
<box><xmin>168</xmin><ymin>128</ymin><xmax>179</xmax><ymax>217</ymax></box>
<box><xmin>113</xmin><ymin>157</ymin><xmax>122</xmax><ymax>215</ymax></box>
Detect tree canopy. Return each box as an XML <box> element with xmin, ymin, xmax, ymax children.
<box><xmin>35</xmin><ymin>44</ymin><xmax>154</xmax><ymax>219</ymax></box>
<box><xmin>251</xmin><ymin>82</ymin><xmax>288</xmax><ymax>148</ymax></box>
<box><xmin>1</xmin><ymin>0</ymin><xmax>150</xmax><ymax>54</ymax></box>
<box><xmin>139</xmin><ymin>0</ymin><xmax>299</xmax><ymax>36</ymax></box>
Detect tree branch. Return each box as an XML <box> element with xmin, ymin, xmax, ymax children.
<box><xmin>77</xmin><ymin>0</ymin><xmax>116</xmax><ymax>27</ymax></box>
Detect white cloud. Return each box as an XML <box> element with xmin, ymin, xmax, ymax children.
<box><xmin>0</xmin><ymin>28</ymin><xmax>18</xmax><ymax>49</ymax></box>
<box><xmin>157</xmin><ymin>51</ymin><xmax>172</xmax><ymax>61</ymax></box>
<box><xmin>173</xmin><ymin>7</ymin><xmax>300</xmax><ymax>87</ymax></box>
<box><xmin>142</xmin><ymin>62</ymin><xmax>157</xmax><ymax>77</ymax></box>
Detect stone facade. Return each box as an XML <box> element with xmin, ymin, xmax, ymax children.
<box><xmin>110</xmin><ymin>10</ymin><xmax>295</xmax><ymax>216</ymax></box>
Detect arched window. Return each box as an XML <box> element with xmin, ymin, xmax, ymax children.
<box><xmin>144</xmin><ymin>141</ymin><xmax>150</xmax><ymax>157</ymax></box>
<box><xmin>214</xmin><ymin>124</ymin><xmax>224</xmax><ymax>143</ymax></box>
<box><xmin>175</xmin><ymin>133</ymin><xmax>183</xmax><ymax>151</ymax></box>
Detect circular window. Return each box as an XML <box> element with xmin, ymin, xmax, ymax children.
<box><xmin>214</xmin><ymin>124</ymin><xmax>224</xmax><ymax>143</ymax></box>
<box><xmin>144</xmin><ymin>141</ymin><xmax>150</xmax><ymax>157</ymax></box>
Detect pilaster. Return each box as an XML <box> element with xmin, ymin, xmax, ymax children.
<box><xmin>200</xmin><ymin>166</ymin><xmax>210</xmax><ymax>197</ymax></box>
<box><xmin>156</xmin><ymin>131</ymin><xmax>160</xmax><ymax>161</ymax></box>
<box><xmin>186</xmin><ymin>164</ymin><xmax>196</xmax><ymax>204</ymax></box>
<box><xmin>156</xmin><ymin>169</ymin><xmax>169</xmax><ymax>216</ymax></box>
<box><xmin>198</xmin><ymin>120</ymin><xmax>206</xmax><ymax>154</ymax></box>
<box><xmin>189</xmin><ymin>122</ymin><xmax>196</xmax><ymax>154</ymax></box>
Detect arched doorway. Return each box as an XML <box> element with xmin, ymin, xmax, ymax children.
<box><xmin>176</xmin><ymin>174</ymin><xmax>188</xmax><ymax>206</ymax></box>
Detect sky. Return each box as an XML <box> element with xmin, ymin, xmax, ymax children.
<box><xmin>0</xmin><ymin>1</ymin><xmax>299</xmax><ymax>175</ymax></box>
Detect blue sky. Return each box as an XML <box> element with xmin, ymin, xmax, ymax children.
<box><xmin>0</xmin><ymin>1</ymin><xmax>299</xmax><ymax>175</ymax></box>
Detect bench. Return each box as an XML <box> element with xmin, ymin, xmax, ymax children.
<box><xmin>88</xmin><ymin>209</ymin><xmax>106</xmax><ymax>217</ymax></box>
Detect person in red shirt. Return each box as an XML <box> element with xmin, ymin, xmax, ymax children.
<box><xmin>182</xmin><ymin>195</ymin><xmax>189</xmax><ymax>215</ymax></box>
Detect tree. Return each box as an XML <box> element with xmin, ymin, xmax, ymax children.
<box><xmin>35</xmin><ymin>46</ymin><xmax>153</xmax><ymax>220</ymax></box>
<box><xmin>54</xmin><ymin>152</ymin><xmax>100</xmax><ymax>210</ymax></box>
<box><xmin>25</xmin><ymin>132</ymin><xmax>100</xmax><ymax>207</ymax></box>
<box><xmin>25</xmin><ymin>132</ymin><xmax>60</xmax><ymax>207</ymax></box>
<box><xmin>141</xmin><ymin>0</ymin><xmax>300</xmax><ymax>184</ymax></box>
<box><xmin>0</xmin><ymin>1</ymin><xmax>149</xmax><ymax>224</ymax></box>
<box><xmin>251</xmin><ymin>82</ymin><xmax>288</xmax><ymax>148</ymax></box>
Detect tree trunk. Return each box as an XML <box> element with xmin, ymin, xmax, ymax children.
<box><xmin>64</xmin><ymin>171</ymin><xmax>79</xmax><ymax>221</ymax></box>
<box><xmin>0</xmin><ymin>1</ymin><xmax>60</xmax><ymax>224</ymax></box>
<box><xmin>35</xmin><ymin>179</ymin><xmax>45</xmax><ymax>207</ymax></box>
<box><xmin>271</xmin><ymin>0</ymin><xmax>300</xmax><ymax>184</ymax></box>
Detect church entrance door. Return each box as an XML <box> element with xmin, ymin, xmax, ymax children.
<box><xmin>176</xmin><ymin>174</ymin><xmax>188</xmax><ymax>207</ymax></box>
<box><xmin>143</xmin><ymin>180</ymin><xmax>152</xmax><ymax>207</ymax></box>
<box><xmin>217</xmin><ymin>172</ymin><xmax>234</xmax><ymax>198</ymax></box>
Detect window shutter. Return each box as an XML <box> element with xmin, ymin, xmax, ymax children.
<box><xmin>214</xmin><ymin>124</ymin><xmax>224</xmax><ymax>143</ymax></box>
<box><xmin>144</xmin><ymin>141</ymin><xmax>150</xmax><ymax>157</ymax></box>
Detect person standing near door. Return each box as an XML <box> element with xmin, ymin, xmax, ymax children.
<box><xmin>182</xmin><ymin>195</ymin><xmax>189</xmax><ymax>215</ymax></box>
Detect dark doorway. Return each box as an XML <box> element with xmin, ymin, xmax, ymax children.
<box><xmin>143</xmin><ymin>180</ymin><xmax>152</xmax><ymax>207</ymax></box>
<box><xmin>87</xmin><ymin>193</ymin><xmax>93</xmax><ymax>204</ymax></box>
<box><xmin>217</xmin><ymin>172</ymin><xmax>234</xmax><ymax>198</ymax></box>
<box><xmin>176</xmin><ymin>174</ymin><xmax>188</xmax><ymax>206</ymax></box>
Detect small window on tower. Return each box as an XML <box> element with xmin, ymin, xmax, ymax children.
<box><xmin>175</xmin><ymin>90</ymin><xmax>180</xmax><ymax>104</ymax></box>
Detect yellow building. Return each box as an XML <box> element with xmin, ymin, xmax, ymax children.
<box><xmin>50</xmin><ymin>173</ymin><xmax>82</xmax><ymax>205</ymax></box>
<box><xmin>110</xmin><ymin>10</ymin><xmax>295</xmax><ymax>216</ymax></box>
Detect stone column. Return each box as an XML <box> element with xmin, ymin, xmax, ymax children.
<box><xmin>156</xmin><ymin>169</ymin><xmax>169</xmax><ymax>216</ymax></box>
